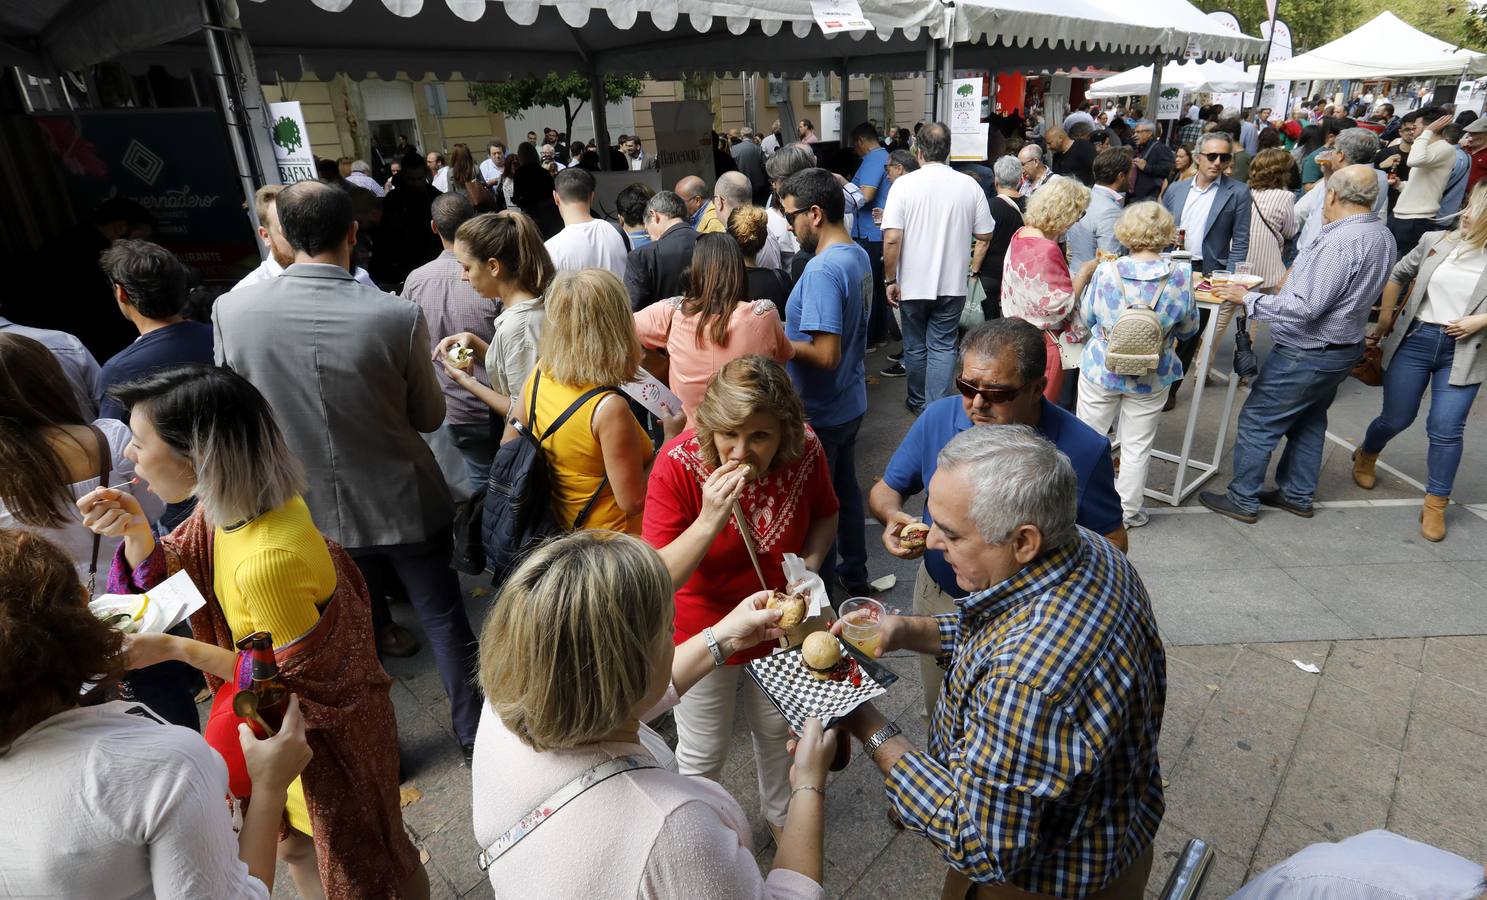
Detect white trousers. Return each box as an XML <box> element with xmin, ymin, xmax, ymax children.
<box><xmin>1077</xmin><ymin>378</ymin><xmax>1170</xmax><ymax>519</ymax></box>
<box><xmin>673</xmin><ymin>663</ymin><xmax>794</xmax><ymax>826</ymax></box>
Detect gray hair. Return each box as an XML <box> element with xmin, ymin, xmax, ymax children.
<box><xmin>766</xmin><ymin>144</ymin><xmax>816</xmax><ymax>181</ymax></box>
<box><xmin>715</xmin><ymin>170</ymin><xmax>752</xmax><ymax>207</ymax></box>
<box><xmin>1329</xmin><ymin>165</ymin><xmax>1381</xmax><ymax>208</ymax></box>
<box><xmin>1197</xmin><ymin>132</ymin><xmax>1234</xmax><ymax>153</ymax></box>
<box><xmin>1017</xmin><ymin>144</ymin><xmax>1043</xmax><ymax>165</ymax></box>
<box><xmin>1134</xmin><ymin>119</ymin><xmax>1156</xmax><ymax>132</ymax></box>
<box><xmin>349</xmin><ymin>159</ymin><xmax>372</xmax><ymax>174</ymax></box>
<box><xmin>1334</xmin><ymin>127</ymin><xmax>1380</xmax><ymax>165</ymax></box>
<box><xmin>936</xmin><ymin>425</ymin><xmax>1079</xmax><ymax>549</ymax></box>
<box><xmin>917</xmin><ymin>122</ymin><xmax>951</xmax><ymax>163</ymax></box>
<box><xmin>993</xmin><ymin>155</ymin><xmax>1023</xmax><ymax>189</ymax></box>
<box><xmin>646</xmin><ymin>190</ymin><xmax>688</xmax><ymax>221</ymax></box>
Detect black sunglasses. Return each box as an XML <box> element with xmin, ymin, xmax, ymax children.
<box><xmin>956</xmin><ymin>378</ymin><xmax>1027</xmax><ymax>405</ymax></box>
<box><xmin>1201</xmin><ymin>152</ymin><xmax>1234</xmax><ymax>163</ymax></box>
<box><xmin>780</xmin><ymin>206</ymin><xmax>811</xmax><ymax>223</ymax></box>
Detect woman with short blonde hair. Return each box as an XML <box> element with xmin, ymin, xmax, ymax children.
<box><xmin>472</xmin><ymin>530</ymin><xmax>834</xmax><ymax>898</ymax></box>
<box><xmin>1077</xmin><ymin>202</ymin><xmax>1200</xmax><ymax>529</ymax></box>
<box><xmin>506</xmin><ymin>268</ymin><xmax>652</xmax><ymax>535</ymax></box>
<box><xmin>642</xmin><ymin>356</ymin><xmax>839</xmax><ymax>837</ymax></box>
<box><xmin>1002</xmin><ymin>175</ymin><xmax>1095</xmax><ymax>404</ymax></box>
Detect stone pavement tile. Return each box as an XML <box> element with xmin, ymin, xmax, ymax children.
<box><xmin>1157</xmin><ymin>661</ymin><xmax>1219</xmax><ymax>776</ymax></box>
<box><xmin>1412</xmin><ymin>674</ymin><xmax>1487</xmax><ymax>738</ymax></box>
<box><xmin>1143</xmin><ymin>819</ymin><xmax>1249</xmax><ymax>900</ymax></box>
<box><xmin>1161</xmin><ymin>765</ymin><xmax>1278</xmax><ymax>859</ymax></box>
<box><xmin>1446</xmin><ymin>560</ymin><xmax>1487</xmax><ymax>592</ymax></box>
<box><xmin>1422</xmin><ymin>637</ymin><xmax>1487</xmax><ymax>693</ymax></box>
<box><xmin>1431</xmin><ymin>633</ymin><xmax>1487</xmax><ymax>654</ymax></box>
<box><xmin>1167</xmin><ymin>688</ymin><xmax>1303</xmax><ymax>791</ymax></box>
<box><xmin>1416</xmin><ymin>509</ymin><xmax>1487</xmax><ymax>562</ymax></box>
<box><xmin>1385</xmin><ymin>806</ymin><xmax>1484</xmax><ymax>863</ymax></box>
<box><xmin>419</xmin><ymin>808</ymin><xmax>487</xmax><ymax>898</ymax></box>
<box><xmin>1242</xmin><ymin>641</ymin><xmax>1330</xmax><ymax>667</ymax></box>
<box><xmin>1143</xmin><ymin>567</ymin><xmax>1356</xmax><ymax>646</ymax></box>
<box><xmin>720</xmin><ymin>753</ymin><xmax>774</xmax><ymax>853</ymax></box>
<box><xmin>1246</xmin><ymin>812</ymin><xmax>1331</xmax><ymax>880</ymax></box>
<box><xmin>1319</xmin><ymin>642</ymin><xmax>1421</xmax><ymax>706</ymax></box>
<box><xmin>1213</xmin><ymin>647</ymin><xmax>1323</xmax><ymax>713</ymax></box>
<box><xmin>1272</xmin><ymin>720</ymin><xmax>1396</xmax><ymax>839</ymax></box>
<box><xmin>1166</xmin><ymin>644</ymin><xmax>1240</xmax><ymax>680</ymax></box>
<box><xmin>842</xmin><ymin>830</ymin><xmax>950</xmax><ymax>899</ymax></box>
<box><xmin>1308</xmin><ymin>673</ymin><xmax>1411</xmax><ymax>750</ymax></box>
<box><xmin>1348</xmin><ymin>637</ymin><xmax>1425</xmax><ymax>670</ymax></box>
<box><xmin>400</xmin><ymin>760</ymin><xmax>474</xmax><ymax>845</ymax></box>
<box><xmin>1126</xmin><ymin>512</ymin><xmax>1277</xmax><ymax>573</ymax></box>
<box><xmin>1231</xmin><ymin>507</ymin><xmax>1443</xmax><ymax>569</ymax></box>
<box><xmin>1285</xmin><ymin>562</ymin><xmax>1487</xmax><ymax>638</ymax></box>
<box><xmin>1394</xmin><ymin>715</ymin><xmax>1485</xmax><ymax>828</ymax></box>
<box><xmin>821</xmin><ymin>760</ymin><xmax>904</xmax><ymax>884</ymax></box>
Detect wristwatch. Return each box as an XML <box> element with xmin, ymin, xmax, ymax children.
<box><xmin>863</xmin><ymin>722</ymin><xmax>903</xmax><ymax>761</ymax></box>
<box><xmin>883</xmin><ymin>277</ymin><xmax>897</xmax><ymax>286</ymax></box>
<box><xmin>702</xmin><ymin>627</ymin><xmax>727</xmax><ymax>667</ymax></box>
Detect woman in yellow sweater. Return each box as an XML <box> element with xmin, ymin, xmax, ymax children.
<box><xmin>77</xmin><ymin>366</ymin><xmax>427</xmax><ymax>900</ymax></box>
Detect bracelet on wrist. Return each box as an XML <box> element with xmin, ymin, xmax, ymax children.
<box><xmin>791</xmin><ymin>785</ymin><xmax>825</xmax><ymax>800</ymax></box>
<box><xmin>702</xmin><ymin>627</ymin><xmax>728</xmax><ymax>667</ymax></box>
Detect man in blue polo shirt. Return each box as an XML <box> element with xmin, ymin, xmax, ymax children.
<box><xmin>849</xmin><ymin>122</ymin><xmax>899</xmax><ymax>354</ymax></box>
<box><xmin>869</xmin><ymin>317</ymin><xmax>1126</xmax><ymax>715</ymax></box>
<box><xmin>781</xmin><ymin>166</ymin><xmax>874</xmax><ymax>596</ymax></box>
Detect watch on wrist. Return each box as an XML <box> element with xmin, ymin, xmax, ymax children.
<box><xmin>863</xmin><ymin>722</ymin><xmax>903</xmax><ymax>760</ymax></box>
<box><xmin>703</xmin><ymin>627</ymin><xmax>727</xmax><ymax>667</ymax></box>
<box><xmin>883</xmin><ymin>278</ymin><xmax>896</xmax><ymax>286</ymax></box>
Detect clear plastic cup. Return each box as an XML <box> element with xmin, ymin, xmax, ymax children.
<box><xmin>838</xmin><ymin>597</ymin><xmax>884</xmax><ymax>657</ymax></box>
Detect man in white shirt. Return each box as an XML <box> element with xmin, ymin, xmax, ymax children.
<box><xmin>880</xmin><ymin>122</ymin><xmax>995</xmax><ymax>413</ymax></box>
<box><xmin>232</xmin><ymin>184</ymin><xmax>378</xmax><ymax>293</ymax></box>
<box><xmin>543</xmin><ymin>167</ymin><xmax>628</xmax><ymax>278</ymax></box>
<box><xmin>427</xmin><ymin>151</ymin><xmax>449</xmax><ymax>192</ymax></box>
<box><xmin>1295</xmin><ymin>128</ymin><xmax>1386</xmax><ymax>252</ymax></box>
<box><xmin>539</xmin><ymin>144</ymin><xmax>565</xmax><ymax>172</ymax></box>
<box><xmin>478</xmin><ymin>140</ymin><xmax>505</xmax><ymax>188</ymax></box>
<box><xmin>1232</xmin><ymin>830</ymin><xmax>1486</xmax><ymax>899</ymax></box>
<box><xmin>618</xmin><ymin>135</ymin><xmax>648</xmax><ymax>171</ymax></box>
<box><xmin>761</xmin><ymin>120</ymin><xmax>783</xmax><ymax>157</ymax></box>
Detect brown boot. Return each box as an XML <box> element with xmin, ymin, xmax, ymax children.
<box><xmin>1352</xmin><ymin>449</ymin><xmax>1379</xmax><ymax>489</ymax></box>
<box><xmin>1421</xmin><ymin>494</ymin><xmax>1449</xmax><ymax>542</ymax></box>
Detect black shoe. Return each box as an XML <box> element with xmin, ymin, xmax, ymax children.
<box><xmin>1258</xmin><ymin>489</ymin><xmax>1315</xmax><ymax>518</ymax></box>
<box><xmin>880</xmin><ymin>363</ymin><xmax>907</xmax><ymax>378</ymax></box>
<box><xmin>1199</xmin><ymin>490</ymin><xmax>1258</xmax><ymax>524</ymax></box>
<box><xmin>462</xmin><ymin>743</ymin><xmax>476</xmax><ymax>766</ymax></box>
<box><xmin>888</xmin><ymin>350</ymin><xmax>902</xmax><ymax>363</ymax></box>
<box><xmin>905</xmin><ymin>400</ymin><xmax>924</xmax><ymax>416</ymax></box>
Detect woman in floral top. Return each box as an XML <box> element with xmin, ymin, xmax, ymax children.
<box><xmin>1001</xmin><ymin>176</ymin><xmax>1095</xmax><ymax>405</ymax></box>
<box><xmin>1077</xmin><ymin>202</ymin><xmax>1200</xmax><ymax>528</ymax></box>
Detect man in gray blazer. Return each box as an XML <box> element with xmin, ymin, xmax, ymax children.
<box><xmin>1067</xmin><ymin>147</ymin><xmax>1132</xmax><ymax>270</ymax></box>
<box><xmin>214</xmin><ymin>180</ymin><xmax>480</xmax><ymax>752</ymax></box>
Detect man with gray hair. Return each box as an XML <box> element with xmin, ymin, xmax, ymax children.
<box><xmin>624</xmin><ymin>189</ymin><xmax>696</xmax><ymax>310</ymax></box>
<box><xmin>1295</xmin><ymin>127</ymin><xmax>1385</xmax><ymax>251</ymax></box>
<box><xmin>1203</xmin><ymin>164</ymin><xmax>1396</xmax><ymax>523</ymax></box>
<box><xmin>712</xmin><ymin>171</ymin><xmax>780</xmax><ymax>268</ymax></box>
<box><xmin>346</xmin><ymin>159</ymin><xmax>386</xmax><ymax>197</ymax></box>
<box><xmin>1017</xmin><ymin>143</ymin><xmax>1054</xmax><ymax>196</ymax></box>
<box><xmin>844</xmin><ymin>423</ymin><xmax>1164</xmax><ymax>896</ymax></box>
<box><xmin>1128</xmin><ymin>119</ymin><xmax>1174</xmax><ymax>203</ymax></box>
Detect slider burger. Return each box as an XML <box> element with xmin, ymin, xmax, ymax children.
<box><xmin>801</xmin><ymin>632</ymin><xmax>851</xmax><ymax>681</ymax></box>
<box><xmin>766</xmin><ymin>589</ymin><xmax>808</xmax><ymax>628</ymax></box>
<box><xmin>447</xmin><ymin>346</ymin><xmax>476</xmax><ymax>369</ymax></box>
<box><xmin>899</xmin><ymin>521</ymin><xmax>930</xmax><ymax>550</ymax></box>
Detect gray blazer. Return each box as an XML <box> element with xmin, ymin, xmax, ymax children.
<box><xmin>214</xmin><ymin>263</ymin><xmax>452</xmax><ymax>549</ymax></box>
<box><xmin>1383</xmin><ymin>231</ymin><xmax>1487</xmax><ymax>386</ymax></box>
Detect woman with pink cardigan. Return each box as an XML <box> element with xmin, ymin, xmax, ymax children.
<box><xmin>472</xmin><ymin>530</ymin><xmax>832</xmax><ymax>899</ymax></box>
<box><xmin>1001</xmin><ymin>176</ymin><xmax>1096</xmax><ymax>404</ymax></box>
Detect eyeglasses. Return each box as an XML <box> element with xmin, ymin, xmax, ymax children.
<box><xmin>1200</xmin><ymin>152</ymin><xmax>1234</xmax><ymax>163</ymax></box>
<box><xmin>780</xmin><ymin>206</ymin><xmax>811</xmax><ymax>223</ymax></box>
<box><xmin>956</xmin><ymin>377</ymin><xmax>1027</xmax><ymax>405</ymax></box>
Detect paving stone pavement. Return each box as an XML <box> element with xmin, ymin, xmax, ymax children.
<box><xmin>270</xmin><ymin>341</ymin><xmax>1487</xmax><ymax>897</ymax></box>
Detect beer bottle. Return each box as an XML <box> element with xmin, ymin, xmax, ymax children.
<box><xmin>237</xmin><ymin>631</ymin><xmax>289</xmax><ymax>732</ymax></box>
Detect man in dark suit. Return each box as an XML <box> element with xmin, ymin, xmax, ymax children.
<box><xmin>1128</xmin><ymin>119</ymin><xmax>1175</xmax><ymax>203</ymax></box>
<box><xmin>624</xmin><ymin>190</ymin><xmax>697</xmax><ymax>310</ymax></box>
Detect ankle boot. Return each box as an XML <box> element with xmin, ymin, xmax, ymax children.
<box><xmin>1421</xmin><ymin>494</ymin><xmax>1449</xmax><ymax>542</ymax></box>
<box><xmin>1352</xmin><ymin>449</ymin><xmax>1379</xmax><ymax>489</ymax></box>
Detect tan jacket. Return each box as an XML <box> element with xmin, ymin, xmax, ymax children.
<box><xmin>1383</xmin><ymin>230</ymin><xmax>1487</xmax><ymax>386</ymax></box>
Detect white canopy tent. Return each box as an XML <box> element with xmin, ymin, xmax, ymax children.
<box><xmin>1086</xmin><ymin>59</ymin><xmax>1253</xmax><ymax>97</ymax></box>
<box><xmin>1264</xmin><ymin>12</ymin><xmax>1487</xmax><ymax>81</ymax></box>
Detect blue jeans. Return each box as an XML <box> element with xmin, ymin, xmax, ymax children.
<box><xmin>901</xmin><ymin>295</ymin><xmax>965</xmax><ymax>410</ymax></box>
<box><xmin>813</xmin><ymin>414</ymin><xmax>869</xmax><ymax>586</ymax></box>
<box><xmin>449</xmin><ymin>420</ymin><xmax>499</xmax><ymax>494</ymax></box>
<box><xmin>1362</xmin><ymin>320</ymin><xmax>1482</xmax><ymax>496</ymax></box>
<box><xmin>1226</xmin><ymin>342</ymin><xmax>1362</xmax><ymax>513</ymax></box>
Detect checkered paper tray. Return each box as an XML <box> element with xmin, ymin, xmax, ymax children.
<box><xmin>745</xmin><ymin>639</ymin><xmax>894</xmax><ymax>732</ymax></box>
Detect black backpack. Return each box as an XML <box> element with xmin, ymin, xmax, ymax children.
<box><xmin>469</xmin><ymin>371</ymin><xmax>618</xmax><ymax>583</ymax></box>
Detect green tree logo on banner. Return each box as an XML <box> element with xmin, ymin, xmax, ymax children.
<box><xmin>1161</xmin><ymin>88</ymin><xmax>1181</xmax><ymax>99</ymax></box>
<box><xmin>272</xmin><ymin>116</ymin><xmax>303</xmax><ymax>154</ymax></box>
<box><xmin>957</xmin><ymin>84</ymin><xmax>975</xmax><ymax>97</ymax></box>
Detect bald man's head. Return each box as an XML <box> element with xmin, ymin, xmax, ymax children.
<box><xmin>675</xmin><ymin>175</ymin><xmax>708</xmax><ymax>217</ymax></box>
<box><xmin>1326</xmin><ymin>164</ymin><xmax>1380</xmax><ymax>220</ymax></box>
<box><xmin>714</xmin><ymin>171</ymin><xmax>752</xmax><ymax>210</ymax></box>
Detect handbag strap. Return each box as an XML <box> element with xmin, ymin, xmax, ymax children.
<box><xmin>528</xmin><ymin>371</ymin><xmax>623</xmax><ymax>527</ymax></box>
<box><xmin>1250</xmin><ymin>193</ymin><xmax>1285</xmax><ymax>246</ymax></box>
<box><xmin>87</xmin><ymin>424</ymin><xmax>112</xmax><ymax>595</ymax></box>
<box><xmin>476</xmin><ymin>754</ymin><xmax>659</xmax><ymax>871</ymax></box>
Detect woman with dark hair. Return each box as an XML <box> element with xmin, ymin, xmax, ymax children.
<box><xmin>513</xmin><ymin>142</ymin><xmax>562</xmax><ymax>238</ymax></box>
<box><xmin>499</xmin><ymin>152</ymin><xmax>521</xmax><ymax>212</ymax></box>
<box><xmin>76</xmin><ymin>366</ymin><xmax>429</xmax><ymax>900</ymax></box>
<box><xmin>448</xmin><ymin>142</ymin><xmax>497</xmax><ymax>212</ymax></box>
<box><xmin>0</xmin><ymin>528</ymin><xmax>312</xmax><ymax>898</ymax></box>
<box><xmin>634</xmin><ymin>233</ymin><xmax>794</xmax><ymax>420</ymax></box>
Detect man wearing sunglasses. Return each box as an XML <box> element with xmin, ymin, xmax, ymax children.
<box><xmin>1160</xmin><ymin>133</ymin><xmax>1251</xmax><ymax>275</ymax></box>
<box><xmin>868</xmin><ymin>318</ymin><xmax>1125</xmax><ymax>717</ymax></box>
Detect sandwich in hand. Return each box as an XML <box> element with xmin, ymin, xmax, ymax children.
<box><xmin>767</xmin><ymin>589</ymin><xmax>809</xmax><ymax>628</ymax></box>
<box><xmin>898</xmin><ymin>521</ymin><xmax>930</xmax><ymax>550</ymax></box>
<box><xmin>447</xmin><ymin>346</ymin><xmax>476</xmax><ymax>369</ymax></box>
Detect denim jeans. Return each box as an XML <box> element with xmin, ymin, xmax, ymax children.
<box><xmin>901</xmin><ymin>295</ymin><xmax>966</xmax><ymax>411</ymax></box>
<box><xmin>812</xmin><ymin>414</ymin><xmax>869</xmax><ymax>587</ymax></box>
<box><xmin>448</xmin><ymin>420</ymin><xmax>499</xmax><ymax>494</ymax></box>
<box><xmin>1362</xmin><ymin>320</ymin><xmax>1482</xmax><ymax>496</ymax></box>
<box><xmin>1226</xmin><ymin>342</ymin><xmax>1362</xmax><ymax>513</ymax></box>
<box><xmin>858</xmin><ymin>239</ymin><xmax>900</xmax><ymax>345</ymax></box>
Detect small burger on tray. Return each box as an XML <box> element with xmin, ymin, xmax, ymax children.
<box><xmin>801</xmin><ymin>632</ymin><xmax>855</xmax><ymax>682</ymax></box>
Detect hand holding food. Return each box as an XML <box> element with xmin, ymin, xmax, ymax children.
<box><xmin>700</xmin><ymin>460</ymin><xmax>750</xmax><ymax>524</ymax></box>
<box><xmin>240</xmin><ymin>694</ymin><xmax>313</xmax><ymax>796</ymax></box>
<box><xmin>710</xmin><ymin>590</ymin><xmax>786</xmax><ymax>657</ymax></box>
<box><xmin>882</xmin><ymin>511</ymin><xmax>927</xmax><ymax>559</ymax></box>
<box><xmin>446</xmin><ymin>345</ymin><xmax>476</xmax><ymax>369</ymax></box>
<box><xmin>898</xmin><ymin>521</ymin><xmax>929</xmax><ymax>550</ymax></box>
<box><xmin>787</xmin><ymin>717</ymin><xmax>836</xmax><ymax>789</ymax></box>
<box><xmin>76</xmin><ymin>487</ymin><xmax>151</xmax><ymax>541</ymax></box>
<box><xmin>766</xmin><ymin>589</ymin><xmax>809</xmax><ymax>628</ymax></box>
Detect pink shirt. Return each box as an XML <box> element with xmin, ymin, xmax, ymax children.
<box><xmin>1001</xmin><ymin>228</ymin><xmax>1091</xmax><ymax>354</ymax></box>
<box><xmin>633</xmin><ymin>298</ymin><xmax>793</xmax><ymax>420</ymax></box>
<box><xmin>472</xmin><ymin>689</ymin><xmax>823</xmax><ymax>900</ymax></box>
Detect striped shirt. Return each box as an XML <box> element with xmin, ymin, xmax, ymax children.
<box><xmin>884</xmin><ymin>530</ymin><xmax>1166</xmax><ymax>895</ymax></box>
<box><xmin>1243</xmin><ymin>212</ymin><xmax>1396</xmax><ymax>350</ymax></box>
<box><xmin>1246</xmin><ymin>188</ymin><xmax>1298</xmax><ymax>290</ymax></box>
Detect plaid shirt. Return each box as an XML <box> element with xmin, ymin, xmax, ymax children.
<box><xmin>884</xmin><ymin>529</ymin><xmax>1166</xmax><ymax>894</ymax></box>
<box><xmin>1178</xmin><ymin>122</ymin><xmax>1203</xmax><ymax>150</ymax></box>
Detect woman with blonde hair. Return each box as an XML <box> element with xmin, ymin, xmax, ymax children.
<box><xmin>472</xmin><ymin>530</ymin><xmax>834</xmax><ymax>898</ymax></box>
<box><xmin>504</xmin><ymin>268</ymin><xmax>652</xmax><ymax>534</ymax></box>
<box><xmin>1077</xmin><ymin>203</ymin><xmax>1201</xmax><ymax>528</ymax></box>
<box><xmin>634</xmin><ymin>232</ymin><xmax>793</xmax><ymax>420</ymax></box>
<box><xmin>76</xmin><ymin>365</ymin><xmax>428</xmax><ymax>899</ymax></box>
<box><xmin>727</xmin><ymin>206</ymin><xmax>792</xmax><ymax>309</ymax></box>
<box><xmin>436</xmin><ymin>210</ymin><xmax>555</xmax><ymax>416</ymax></box>
<box><xmin>1001</xmin><ymin>175</ymin><xmax>1095</xmax><ymax>404</ymax></box>
<box><xmin>643</xmin><ymin>355</ymin><xmax>839</xmax><ymax>841</ymax></box>
<box><xmin>1355</xmin><ymin>181</ymin><xmax>1487</xmax><ymax>542</ymax></box>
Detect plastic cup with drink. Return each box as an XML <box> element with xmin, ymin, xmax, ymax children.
<box><xmin>838</xmin><ymin>597</ymin><xmax>885</xmax><ymax>657</ymax></box>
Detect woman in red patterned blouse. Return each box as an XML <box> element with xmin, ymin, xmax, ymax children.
<box><xmin>642</xmin><ymin>355</ymin><xmax>839</xmax><ymax>839</ymax></box>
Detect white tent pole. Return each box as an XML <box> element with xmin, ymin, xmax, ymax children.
<box><xmin>939</xmin><ymin>42</ymin><xmax>955</xmax><ymax>124</ymax></box>
<box><xmin>200</xmin><ymin>0</ymin><xmax>279</xmax><ymax>242</ymax></box>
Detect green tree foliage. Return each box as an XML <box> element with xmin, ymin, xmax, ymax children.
<box><xmin>468</xmin><ymin>74</ymin><xmax>645</xmax><ymax>140</ymax></box>
<box><xmin>1196</xmin><ymin>0</ymin><xmax>1485</xmax><ymax>54</ymax></box>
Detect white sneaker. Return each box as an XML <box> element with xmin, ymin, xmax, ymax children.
<box><xmin>1124</xmin><ymin>509</ymin><xmax>1151</xmax><ymax>529</ymax></box>
<box><xmin>1206</xmin><ymin>369</ymin><xmax>1230</xmax><ymax>386</ymax></box>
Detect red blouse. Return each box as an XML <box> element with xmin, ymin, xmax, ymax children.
<box><xmin>643</xmin><ymin>427</ymin><xmax>839</xmax><ymax>662</ymax></box>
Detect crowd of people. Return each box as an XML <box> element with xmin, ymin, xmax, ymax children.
<box><xmin>2</xmin><ymin>95</ymin><xmax>1486</xmax><ymax>899</ymax></box>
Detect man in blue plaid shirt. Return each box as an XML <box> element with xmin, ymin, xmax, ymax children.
<box><xmin>838</xmin><ymin>426</ymin><xmax>1166</xmax><ymax>898</ymax></box>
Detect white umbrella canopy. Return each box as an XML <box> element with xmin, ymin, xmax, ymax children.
<box><xmin>949</xmin><ymin>0</ymin><xmax>1266</xmax><ymax>63</ymax></box>
<box><xmin>1264</xmin><ymin>12</ymin><xmax>1487</xmax><ymax>80</ymax></box>
<box><xmin>1087</xmin><ymin>59</ymin><xmax>1252</xmax><ymax>97</ymax></box>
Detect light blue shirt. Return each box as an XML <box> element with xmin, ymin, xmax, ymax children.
<box><xmin>1180</xmin><ymin>178</ymin><xmax>1220</xmax><ymax>259</ymax></box>
<box><xmin>1230</xmin><ymin>830</ymin><xmax>1484</xmax><ymax>900</ymax></box>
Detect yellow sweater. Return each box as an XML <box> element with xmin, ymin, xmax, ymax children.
<box><xmin>214</xmin><ymin>495</ymin><xmax>336</xmax><ymax>836</ymax></box>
